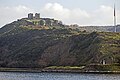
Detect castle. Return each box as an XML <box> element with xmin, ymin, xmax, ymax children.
<box><xmin>26</xmin><ymin>13</ymin><xmax>63</xmax><ymax>26</ymax></box>
<box><xmin>28</xmin><ymin>13</ymin><xmax>40</xmax><ymax>19</ymax></box>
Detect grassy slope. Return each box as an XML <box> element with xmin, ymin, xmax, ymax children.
<box><xmin>0</xmin><ymin>25</ymin><xmax>120</xmax><ymax>70</ymax></box>
<box><xmin>0</xmin><ymin>27</ymin><xmax>80</xmax><ymax>67</ymax></box>
<box><xmin>98</xmin><ymin>32</ymin><xmax>120</xmax><ymax>63</ymax></box>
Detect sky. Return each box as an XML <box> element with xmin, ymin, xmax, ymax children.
<box><xmin>0</xmin><ymin>0</ymin><xmax>120</xmax><ymax>27</ymax></box>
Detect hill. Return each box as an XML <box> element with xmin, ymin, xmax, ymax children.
<box><xmin>0</xmin><ymin>18</ymin><xmax>120</xmax><ymax>69</ymax></box>
<box><xmin>69</xmin><ymin>25</ymin><xmax>120</xmax><ymax>32</ymax></box>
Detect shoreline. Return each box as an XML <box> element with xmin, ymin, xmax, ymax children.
<box><xmin>0</xmin><ymin>68</ymin><xmax>120</xmax><ymax>74</ymax></box>
<box><xmin>41</xmin><ymin>69</ymin><xmax>120</xmax><ymax>74</ymax></box>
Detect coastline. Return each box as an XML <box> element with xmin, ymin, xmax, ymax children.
<box><xmin>42</xmin><ymin>69</ymin><xmax>120</xmax><ymax>74</ymax></box>
<box><xmin>0</xmin><ymin>68</ymin><xmax>120</xmax><ymax>74</ymax></box>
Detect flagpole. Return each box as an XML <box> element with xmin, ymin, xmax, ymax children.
<box><xmin>114</xmin><ymin>3</ymin><xmax>116</xmax><ymax>32</ymax></box>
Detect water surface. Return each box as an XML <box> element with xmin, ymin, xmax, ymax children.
<box><xmin>0</xmin><ymin>72</ymin><xmax>120</xmax><ymax>80</ymax></box>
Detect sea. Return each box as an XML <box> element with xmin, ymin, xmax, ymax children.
<box><xmin>0</xmin><ymin>72</ymin><xmax>120</xmax><ymax>80</ymax></box>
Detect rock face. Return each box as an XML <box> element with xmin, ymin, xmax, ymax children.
<box><xmin>0</xmin><ymin>19</ymin><xmax>120</xmax><ymax>68</ymax></box>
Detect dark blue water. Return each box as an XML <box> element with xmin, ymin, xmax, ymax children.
<box><xmin>0</xmin><ymin>72</ymin><xmax>120</xmax><ymax>80</ymax></box>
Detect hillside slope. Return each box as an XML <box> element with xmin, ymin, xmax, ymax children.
<box><xmin>0</xmin><ymin>26</ymin><xmax>120</xmax><ymax>68</ymax></box>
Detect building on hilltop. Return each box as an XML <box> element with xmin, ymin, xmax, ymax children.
<box><xmin>27</xmin><ymin>13</ymin><xmax>63</xmax><ymax>26</ymax></box>
<box><xmin>28</xmin><ymin>13</ymin><xmax>33</xmax><ymax>19</ymax></box>
<box><xmin>35</xmin><ymin>13</ymin><xmax>40</xmax><ymax>19</ymax></box>
<box><xmin>28</xmin><ymin>13</ymin><xmax>40</xmax><ymax>19</ymax></box>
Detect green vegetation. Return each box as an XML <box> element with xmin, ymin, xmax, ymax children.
<box><xmin>88</xmin><ymin>64</ymin><xmax>120</xmax><ymax>71</ymax></box>
<box><xmin>99</xmin><ymin>32</ymin><xmax>120</xmax><ymax>64</ymax></box>
<box><xmin>46</xmin><ymin>66</ymin><xmax>85</xmax><ymax>70</ymax></box>
<box><xmin>0</xmin><ymin>18</ymin><xmax>120</xmax><ymax>72</ymax></box>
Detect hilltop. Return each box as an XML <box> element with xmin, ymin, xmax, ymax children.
<box><xmin>1</xmin><ymin>13</ymin><xmax>120</xmax><ymax>34</ymax></box>
<box><xmin>0</xmin><ymin>14</ymin><xmax>120</xmax><ymax>71</ymax></box>
<box><xmin>0</xmin><ymin>13</ymin><xmax>64</xmax><ymax>34</ymax></box>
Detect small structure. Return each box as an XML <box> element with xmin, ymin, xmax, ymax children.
<box><xmin>35</xmin><ymin>13</ymin><xmax>40</xmax><ymax>19</ymax></box>
<box><xmin>100</xmin><ymin>56</ymin><xmax>113</xmax><ymax>65</ymax></box>
<box><xmin>28</xmin><ymin>13</ymin><xmax>33</xmax><ymax>19</ymax></box>
<box><xmin>102</xmin><ymin>59</ymin><xmax>106</xmax><ymax>65</ymax></box>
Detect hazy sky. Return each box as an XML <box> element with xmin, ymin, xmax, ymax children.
<box><xmin>0</xmin><ymin>0</ymin><xmax>120</xmax><ymax>27</ymax></box>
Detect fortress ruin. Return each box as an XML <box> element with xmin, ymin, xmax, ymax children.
<box><xmin>28</xmin><ymin>13</ymin><xmax>40</xmax><ymax>19</ymax></box>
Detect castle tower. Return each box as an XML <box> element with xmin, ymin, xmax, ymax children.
<box><xmin>28</xmin><ymin>13</ymin><xmax>33</xmax><ymax>19</ymax></box>
<box><xmin>35</xmin><ymin>13</ymin><xmax>40</xmax><ymax>19</ymax></box>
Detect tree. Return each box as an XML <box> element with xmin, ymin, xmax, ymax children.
<box><xmin>39</xmin><ymin>20</ymin><xmax>45</xmax><ymax>26</ymax></box>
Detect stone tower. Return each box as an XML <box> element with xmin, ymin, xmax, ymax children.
<box><xmin>35</xmin><ymin>13</ymin><xmax>40</xmax><ymax>19</ymax></box>
<box><xmin>28</xmin><ymin>13</ymin><xmax>33</xmax><ymax>19</ymax></box>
